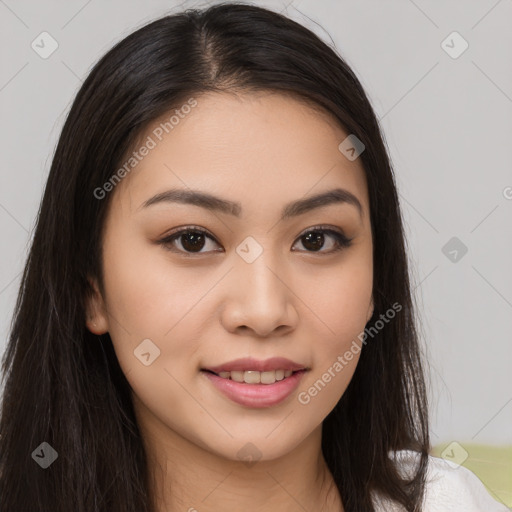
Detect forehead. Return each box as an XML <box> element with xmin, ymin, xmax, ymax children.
<box><xmin>111</xmin><ymin>91</ymin><xmax>370</xmax><ymax>221</ymax></box>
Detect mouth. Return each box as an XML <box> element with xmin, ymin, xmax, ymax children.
<box><xmin>201</xmin><ymin>368</ymin><xmax>306</xmax><ymax>385</ymax></box>
<box><xmin>200</xmin><ymin>368</ymin><xmax>308</xmax><ymax>408</ymax></box>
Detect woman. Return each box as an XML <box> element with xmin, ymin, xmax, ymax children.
<box><xmin>0</xmin><ymin>3</ymin><xmax>507</xmax><ymax>511</ymax></box>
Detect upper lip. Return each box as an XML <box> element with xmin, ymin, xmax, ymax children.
<box><xmin>203</xmin><ymin>357</ymin><xmax>308</xmax><ymax>374</ymax></box>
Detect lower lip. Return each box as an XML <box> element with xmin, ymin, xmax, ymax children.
<box><xmin>201</xmin><ymin>370</ymin><xmax>307</xmax><ymax>408</ymax></box>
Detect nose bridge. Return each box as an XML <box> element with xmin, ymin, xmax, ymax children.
<box><xmin>236</xmin><ymin>237</ymin><xmax>284</xmax><ymax>304</ymax></box>
<box><xmin>223</xmin><ymin>235</ymin><xmax>295</xmax><ymax>334</ymax></box>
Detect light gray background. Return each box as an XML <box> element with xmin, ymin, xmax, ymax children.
<box><xmin>1</xmin><ymin>0</ymin><xmax>511</xmax><ymax>447</ymax></box>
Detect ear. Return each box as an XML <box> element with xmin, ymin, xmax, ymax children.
<box><xmin>85</xmin><ymin>276</ymin><xmax>109</xmax><ymax>334</ymax></box>
<box><xmin>366</xmin><ymin>296</ymin><xmax>374</xmax><ymax>323</ymax></box>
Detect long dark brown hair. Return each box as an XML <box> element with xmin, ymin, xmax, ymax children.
<box><xmin>0</xmin><ymin>3</ymin><xmax>430</xmax><ymax>511</ymax></box>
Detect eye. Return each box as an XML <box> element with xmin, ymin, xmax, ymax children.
<box><xmin>291</xmin><ymin>225</ymin><xmax>353</xmax><ymax>254</ymax></box>
<box><xmin>157</xmin><ymin>224</ymin><xmax>353</xmax><ymax>256</ymax></box>
<box><xmin>158</xmin><ymin>225</ymin><xmax>221</xmax><ymax>256</ymax></box>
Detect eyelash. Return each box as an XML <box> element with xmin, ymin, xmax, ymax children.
<box><xmin>157</xmin><ymin>224</ymin><xmax>353</xmax><ymax>257</ymax></box>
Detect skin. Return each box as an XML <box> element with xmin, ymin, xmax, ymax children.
<box><xmin>85</xmin><ymin>91</ymin><xmax>374</xmax><ymax>512</ymax></box>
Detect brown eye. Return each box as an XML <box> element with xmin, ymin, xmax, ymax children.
<box><xmin>301</xmin><ymin>231</ymin><xmax>326</xmax><ymax>251</ymax></box>
<box><xmin>159</xmin><ymin>227</ymin><xmax>222</xmax><ymax>255</ymax></box>
<box><xmin>292</xmin><ymin>227</ymin><xmax>353</xmax><ymax>254</ymax></box>
<box><xmin>157</xmin><ymin>225</ymin><xmax>353</xmax><ymax>257</ymax></box>
<box><xmin>177</xmin><ymin>231</ymin><xmax>207</xmax><ymax>252</ymax></box>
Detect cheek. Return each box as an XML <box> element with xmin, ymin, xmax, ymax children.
<box><xmin>102</xmin><ymin>228</ymin><xmax>211</xmax><ymax>331</ymax></box>
<box><xmin>100</xmin><ymin>233</ymin><xmax>218</xmax><ymax>380</ymax></box>
<box><xmin>100</xmin><ymin>242</ymin><xmax>211</xmax><ymax>434</ymax></box>
<box><xmin>295</xmin><ymin>258</ymin><xmax>372</xmax><ymax>409</ymax></box>
<box><xmin>305</xmin><ymin>255</ymin><xmax>373</xmax><ymax>344</ymax></box>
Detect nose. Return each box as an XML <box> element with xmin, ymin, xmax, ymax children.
<box><xmin>220</xmin><ymin>249</ymin><xmax>298</xmax><ymax>337</ymax></box>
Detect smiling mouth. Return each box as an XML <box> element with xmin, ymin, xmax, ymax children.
<box><xmin>201</xmin><ymin>369</ymin><xmax>305</xmax><ymax>385</ymax></box>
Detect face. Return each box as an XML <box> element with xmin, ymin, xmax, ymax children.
<box><xmin>86</xmin><ymin>91</ymin><xmax>374</xmax><ymax>463</ymax></box>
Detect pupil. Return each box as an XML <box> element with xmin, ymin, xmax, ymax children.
<box><xmin>303</xmin><ymin>232</ymin><xmax>324</xmax><ymax>251</ymax></box>
<box><xmin>182</xmin><ymin>232</ymin><xmax>205</xmax><ymax>252</ymax></box>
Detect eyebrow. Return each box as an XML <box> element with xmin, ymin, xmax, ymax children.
<box><xmin>139</xmin><ymin>187</ymin><xmax>363</xmax><ymax>220</ymax></box>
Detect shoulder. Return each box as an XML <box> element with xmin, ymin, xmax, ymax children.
<box><xmin>420</xmin><ymin>451</ymin><xmax>508</xmax><ymax>511</ymax></box>
<box><xmin>372</xmin><ymin>450</ymin><xmax>509</xmax><ymax>512</ymax></box>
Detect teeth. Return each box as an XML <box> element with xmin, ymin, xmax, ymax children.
<box><xmin>216</xmin><ymin>369</ymin><xmax>296</xmax><ymax>384</ymax></box>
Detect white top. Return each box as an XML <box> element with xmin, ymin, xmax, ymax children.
<box><xmin>371</xmin><ymin>450</ymin><xmax>509</xmax><ymax>511</ymax></box>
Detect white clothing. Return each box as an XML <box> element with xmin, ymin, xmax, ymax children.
<box><xmin>372</xmin><ymin>450</ymin><xmax>509</xmax><ymax>511</ymax></box>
